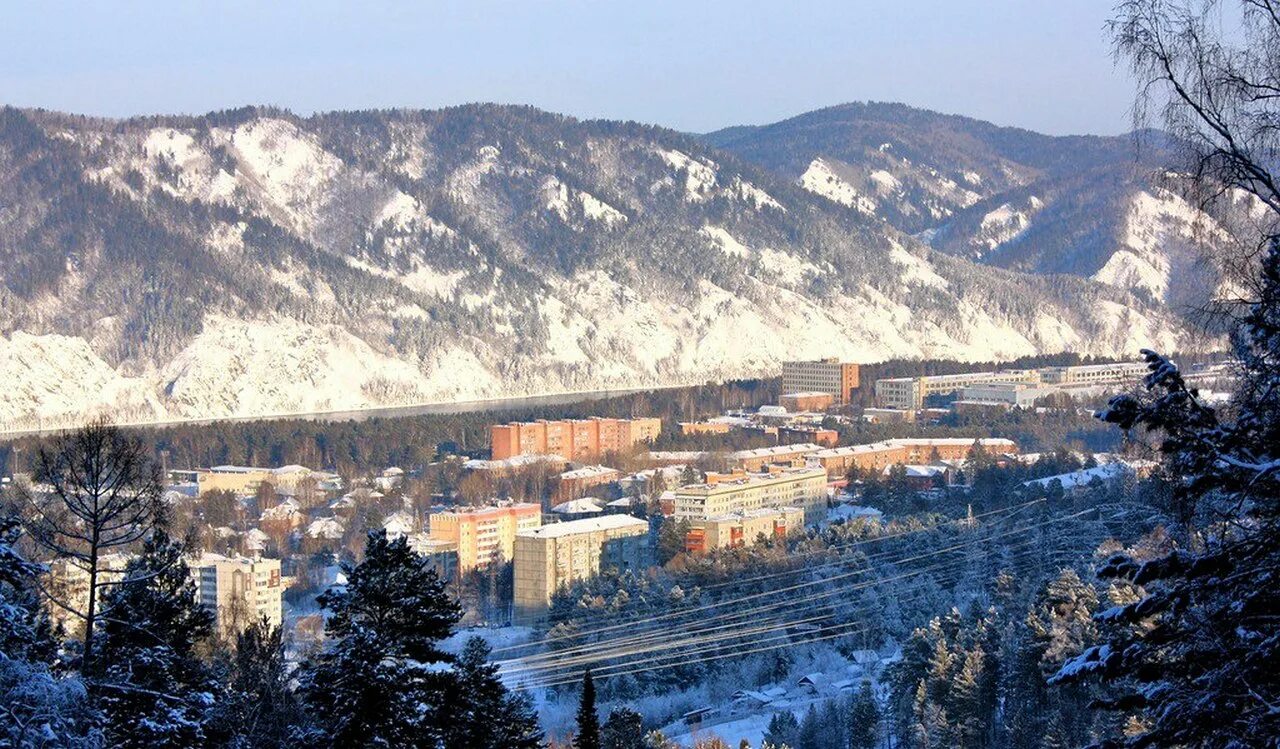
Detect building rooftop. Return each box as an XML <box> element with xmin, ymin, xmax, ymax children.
<box><xmin>730</xmin><ymin>443</ymin><xmax>823</xmax><ymax>460</ymax></box>
<box><xmin>550</xmin><ymin>498</ymin><xmax>605</xmax><ymax>515</ymax></box>
<box><xmin>518</xmin><ymin>514</ymin><xmax>648</xmax><ymax>539</ymax></box>
<box><xmin>559</xmin><ymin>465</ymin><xmax>620</xmax><ymax>481</ymax></box>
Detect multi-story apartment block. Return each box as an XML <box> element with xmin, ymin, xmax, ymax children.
<box><xmin>192</xmin><ymin>554</ymin><xmax>284</xmax><ymax>639</ymax></box>
<box><xmin>489</xmin><ymin>417</ymin><xmax>662</xmax><ymax>461</ymax></box>
<box><xmin>513</xmin><ymin>515</ymin><xmax>651</xmax><ymax>622</ymax></box>
<box><xmin>809</xmin><ymin>437</ymin><xmax>1018</xmax><ymax>477</ymax></box>
<box><xmin>874</xmin><ymin>371</ymin><xmax>1041</xmax><ymax>410</ymax></box>
<box><xmin>48</xmin><ymin>553</ymin><xmax>284</xmax><ymax>641</ymax></box>
<box><xmin>781</xmin><ymin>360</ymin><xmax>861</xmax><ymax>403</ymax></box>
<box><xmin>685</xmin><ymin>506</ymin><xmax>804</xmax><ymax>553</ymax></box>
<box><xmin>730</xmin><ymin>443</ymin><xmax>825</xmax><ymax>472</ymax></box>
<box><xmin>673</xmin><ymin>466</ymin><xmax>829</xmax><ymax>522</ymax></box>
<box><xmin>427</xmin><ymin>502</ymin><xmax>542</xmax><ymax>572</ymax></box>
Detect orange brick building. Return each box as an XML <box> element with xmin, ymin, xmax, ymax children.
<box><xmin>490</xmin><ymin>417</ymin><xmax>662</xmax><ymax>461</ymax></box>
<box><xmin>809</xmin><ymin>437</ymin><xmax>1017</xmax><ymax>477</ymax></box>
<box><xmin>779</xmin><ymin>392</ymin><xmax>836</xmax><ymax>412</ymax></box>
<box><xmin>427</xmin><ymin>503</ymin><xmax>542</xmax><ymax>572</ymax></box>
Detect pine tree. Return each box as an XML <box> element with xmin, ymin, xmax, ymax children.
<box><xmin>763</xmin><ymin>710</ymin><xmax>799</xmax><ymax>748</ymax></box>
<box><xmin>299</xmin><ymin>530</ymin><xmax>461</xmax><ymax>748</ymax></box>
<box><xmin>443</xmin><ymin>636</ymin><xmax>543</xmax><ymax>749</ymax></box>
<box><xmin>94</xmin><ymin>530</ymin><xmax>220</xmax><ymax>748</ymax></box>
<box><xmin>601</xmin><ymin>706</ymin><xmax>645</xmax><ymax>749</ymax></box>
<box><xmin>574</xmin><ymin>670</ymin><xmax>601</xmax><ymax>749</ymax></box>
<box><xmin>221</xmin><ymin>617</ymin><xmax>303</xmax><ymax>748</ymax></box>
<box><xmin>847</xmin><ymin>681</ymin><xmax>880</xmax><ymax>749</ymax></box>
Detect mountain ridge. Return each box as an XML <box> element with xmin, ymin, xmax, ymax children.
<box><xmin>0</xmin><ymin>101</ymin><xmax>1190</xmax><ymax>430</ymax></box>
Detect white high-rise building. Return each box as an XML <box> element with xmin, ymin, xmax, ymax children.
<box><xmin>191</xmin><ymin>554</ymin><xmax>284</xmax><ymax>638</ymax></box>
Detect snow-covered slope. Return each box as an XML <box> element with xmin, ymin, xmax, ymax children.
<box><xmin>0</xmin><ymin>104</ymin><xmax>1189</xmax><ymax>431</ymax></box>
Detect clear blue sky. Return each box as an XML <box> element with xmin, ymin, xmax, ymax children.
<box><xmin>0</xmin><ymin>0</ymin><xmax>1135</xmax><ymax>136</ymax></box>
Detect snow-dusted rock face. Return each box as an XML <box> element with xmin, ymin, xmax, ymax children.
<box><xmin>0</xmin><ymin>104</ymin><xmax>1189</xmax><ymax>431</ymax></box>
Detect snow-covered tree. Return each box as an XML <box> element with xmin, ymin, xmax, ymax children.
<box><xmin>299</xmin><ymin>530</ymin><xmax>461</xmax><ymax>748</ymax></box>
<box><xmin>0</xmin><ymin>516</ymin><xmax>98</xmax><ymax>747</ymax></box>
<box><xmin>221</xmin><ymin>617</ymin><xmax>304</xmax><ymax>748</ymax></box>
<box><xmin>93</xmin><ymin>530</ymin><xmax>220</xmax><ymax>748</ymax></box>
<box><xmin>847</xmin><ymin>681</ymin><xmax>880</xmax><ymax>749</ymax></box>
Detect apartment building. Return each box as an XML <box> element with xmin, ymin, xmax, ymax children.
<box><xmin>47</xmin><ymin>553</ymin><xmax>283</xmax><ymax>640</ymax></box>
<box><xmin>490</xmin><ymin>417</ymin><xmax>662</xmax><ymax>461</ymax></box>
<box><xmin>781</xmin><ymin>360</ymin><xmax>861</xmax><ymax>403</ymax></box>
<box><xmin>674</xmin><ymin>466</ymin><xmax>829</xmax><ymax>522</ymax></box>
<box><xmin>554</xmin><ymin>465</ymin><xmax>621</xmax><ymax>503</ymax></box>
<box><xmin>685</xmin><ymin>506</ymin><xmax>804</xmax><ymax>553</ymax></box>
<box><xmin>427</xmin><ymin>503</ymin><xmax>542</xmax><ymax>572</ymax></box>
<box><xmin>778</xmin><ymin>426</ymin><xmax>839</xmax><ymax>447</ymax></box>
<box><xmin>874</xmin><ymin>371</ymin><xmax>1041</xmax><ymax>410</ymax></box>
<box><xmin>730</xmin><ymin>443</ymin><xmax>825</xmax><ymax>472</ymax></box>
<box><xmin>513</xmin><ymin>515</ymin><xmax>651</xmax><ymax>622</ymax></box>
<box><xmin>809</xmin><ymin>437</ymin><xmax>1018</xmax><ymax>477</ymax></box>
<box><xmin>192</xmin><ymin>554</ymin><xmax>284</xmax><ymax>639</ymax></box>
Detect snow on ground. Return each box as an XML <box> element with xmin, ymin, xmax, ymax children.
<box><xmin>868</xmin><ymin>169</ymin><xmax>900</xmax><ymax>193</ymax></box>
<box><xmin>0</xmin><ymin>331</ymin><xmax>163</xmax><ymax>430</ymax></box>
<box><xmin>542</xmin><ymin>176</ymin><xmax>627</xmax><ymax>227</ymax></box>
<box><xmin>977</xmin><ymin>201</ymin><xmax>1035</xmax><ymax>251</ymax></box>
<box><xmin>658</xmin><ymin>148</ymin><xmax>718</xmax><ymax>200</ymax></box>
<box><xmin>729</xmin><ymin>177</ymin><xmax>785</xmax><ymax>211</ymax></box>
<box><xmin>799</xmin><ymin>159</ymin><xmax>876</xmax><ymax>214</ymax></box>
<box><xmin>1092</xmin><ymin>188</ymin><xmax>1224</xmax><ymax>302</ymax></box>
<box><xmin>889</xmin><ymin>244</ymin><xmax>949</xmax><ymax>289</ymax></box>
<box><xmin>227</xmin><ymin>118</ymin><xmax>345</xmax><ymax>239</ymax></box>
<box><xmin>700</xmin><ymin>226</ymin><xmax>752</xmax><ymax>258</ymax></box>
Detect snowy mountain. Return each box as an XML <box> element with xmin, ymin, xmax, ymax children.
<box><xmin>0</xmin><ymin>104</ymin><xmax>1187</xmax><ymax>430</ymax></box>
<box><xmin>706</xmin><ymin>102</ymin><xmax>1260</xmax><ymax>310</ymax></box>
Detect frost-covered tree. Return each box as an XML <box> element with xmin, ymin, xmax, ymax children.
<box><xmin>299</xmin><ymin>530</ymin><xmax>461</xmax><ymax>748</ymax></box>
<box><xmin>1048</xmin><ymin>2</ymin><xmax>1280</xmax><ymax>746</ymax></box>
<box><xmin>763</xmin><ymin>710</ymin><xmax>800</xmax><ymax>748</ymax></box>
<box><xmin>0</xmin><ymin>516</ymin><xmax>98</xmax><ymax>747</ymax></box>
<box><xmin>847</xmin><ymin>681</ymin><xmax>880</xmax><ymax>749</ymax></box>
<box><xmin>93</xmin><ymin>530</ymin><xmax>220</xmax><ymax>748</ymax></box>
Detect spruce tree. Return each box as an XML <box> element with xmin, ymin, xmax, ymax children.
<box><xmin>847</xmin><ymin>681</ymin><xmax>880</xmax><ymax>749</ymax></box>
<box><xmin>763</xmin><ymin>710</ymin><xmax>799</xmax><ymax>748</ymax></box>
<box><xmin>574</xmin><ymin>670</ymin><xmax>601</xmax><ymax>749</ymax></box>
<box><xmin>94</xmin><ymin>530</ymin><xmax>220</xmax><ymax>749</ymax></box>
<box><xmin>443</xmin><ymin>636</ymin><xmax>543</xmax><ymax>749</ymax></box>
<box><xmin>299</xmin><ymin>530</ymin><xmax>461</xmax><ymax>748</ymax></box>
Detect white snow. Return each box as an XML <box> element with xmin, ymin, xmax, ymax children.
<box><xmin>799</xmin><ymin>159</ymin><xmax>876</xmax><ymax>215</ymax></box>
<box><xmin>658</xmin><ymin>148</ymin><xmax>718</xmax><ymax>200</ymax></box>
<box><xmin>869</xmin><ymin>169</ymin><xmax>900</xmax><ymax>193</ymax></box>
<box><xmin>700</xmin><ymin>226</ymin><xmax>752</xmax><ymax>258</ymax></box>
